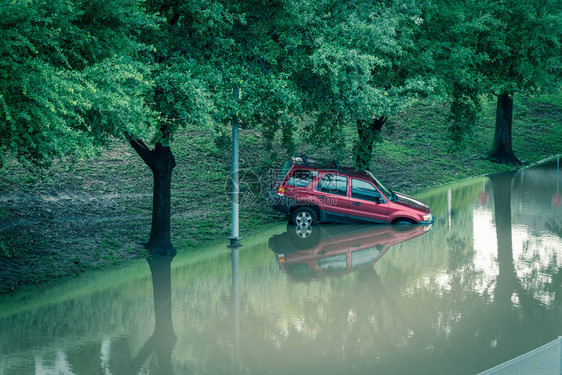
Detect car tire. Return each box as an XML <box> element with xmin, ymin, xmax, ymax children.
<box><xmin>391</xmin><ymin>219</ymin><xmax>416</xmax><ymax>232</ymax></box>
<box><xmin>393</xmin><ymin>220</ymin><xmax>412</xmax><ymax>225</ymax></box>
<box><xmin>290</xmin><ymin>206</ymin><xmax>318</xmax><ymax>227</ymax></box>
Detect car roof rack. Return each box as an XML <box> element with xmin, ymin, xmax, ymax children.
<box><xmin>300</xmin><ymin>154</ymin><xmax>311</xmax><ymax>166</ymax></box>
<box><xmin>296</xmin><ymin>155</ymin><xmax>343</xmax><ymax>172</ymax></box>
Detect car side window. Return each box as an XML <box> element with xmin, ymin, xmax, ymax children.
<box><xmin>316</xmin><ymin>254</ymin><xmax>347</xmax><ymax>273</ymax></box>
<box><xmin>351</xmin><ymin>179</ymin><xmax>382</xmax><ymax>202</ymax></box>
<box><xmin>317</xmin><ymin>174</ymin><xmax>348</xmax><ymax>196</ymax></box>
<box><xmin>287</xmin><ymin>170</ymin><xmax>318</xmax><ymax>187</ymax></box>
<box><xmin>351</xmin><ymin>245</ymin><xmax>385</xmax><ymax>268</ymax></box>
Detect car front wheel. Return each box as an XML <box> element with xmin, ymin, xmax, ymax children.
<box><xmin>290</xmin><ymin>206</ymin><xmax>318</xmax><ymax>227</ymax></box>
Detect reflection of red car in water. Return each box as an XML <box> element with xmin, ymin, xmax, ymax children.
<box><xmin>268</xmin><ymin>224</ymin><xmax>431</xmax><ymax>281</ymax></box>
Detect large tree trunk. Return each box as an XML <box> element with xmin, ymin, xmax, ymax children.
<box><xmin>355</xmin><ymin>115</ymin><xmax>387</xmax><ymax>169</ymax></box>
<box><xmin>129</xmin><ymin>139</ymin><xmax>176</xmax><ymax>256</ymax></box>
<box><xmin>489</xmin><ymin>93</ymin><xmax>522</xmax><ymax>166</ymax></box>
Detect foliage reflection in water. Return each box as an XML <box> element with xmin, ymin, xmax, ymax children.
<box><xmin>0</xmin><ymin>157</ymin><xmax>561</xmax><ymax>374</ymax></box>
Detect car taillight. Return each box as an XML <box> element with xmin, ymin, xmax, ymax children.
<box><xmin>278</xmin><ymin>185</ymin><xmax>285</xmax><ymax>196</ymax></box>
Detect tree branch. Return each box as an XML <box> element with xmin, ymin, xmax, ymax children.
<box><xmin>127</xmin><ymin>136</ymin><xmax>155</xmax><ymax>168</ymax></box>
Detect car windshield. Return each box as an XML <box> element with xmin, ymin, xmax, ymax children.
<box><xmin>367</xmin><ymin>173</ymin><xmax>394</xmax><ymax>200</ymax></box>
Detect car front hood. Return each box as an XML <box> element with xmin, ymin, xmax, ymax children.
<box><xmin>394</xmin><ymin>193</ymin><xmax>430</xmax><ymax>213</ymax></box>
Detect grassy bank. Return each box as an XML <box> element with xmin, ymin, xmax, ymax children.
<box><xmin>0</xmin><ymin>91</ymin><xmax>561</xmax><ymax>293</ymax></box>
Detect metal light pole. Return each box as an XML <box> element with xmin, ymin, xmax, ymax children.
<box><xmin>229</xmin><ymin>86</ymin><xmax>242</xmax><ymax>245</ymax></box>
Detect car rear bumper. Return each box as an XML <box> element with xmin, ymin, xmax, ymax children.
<box><xmin>267</xmin><ymin>192</ymin><xmax>293</xmax><ymax>214</ymax></box>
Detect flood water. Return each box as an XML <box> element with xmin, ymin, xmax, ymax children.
<box><xmin>1</xmin><ymin>157</ymin><xmax>561</xmax><ymax>375</ymax></box>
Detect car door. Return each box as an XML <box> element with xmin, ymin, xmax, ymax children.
<box><xmin>314</xmin><ymin>173</ymin><xmax>349</xmax><ymax>223</ymax></box>
<box><xmin>348</xmin><ymin>178</ymin><xmax>389</xmax><ymax>223</ymax></box>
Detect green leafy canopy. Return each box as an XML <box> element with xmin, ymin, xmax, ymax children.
<box><xmin>0</xmin><ymin>0</ymin><xmax>158</xmax><ymax>166</ymax></box>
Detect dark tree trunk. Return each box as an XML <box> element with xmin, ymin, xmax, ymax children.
<box><xmin>355</xmin><ymin>115</ymin><xmax>387</xmax><ymax>169</ymax></box>
<box><xmin>129</xmin><ymin>139</ymin><xmax>177</xmax><ymax>256</ymax></box>
<box><xmin>489</xmin><ymin>93</ymin><xmax>522</xmax><ymax>166</ymax></box>
<box><xmin>148</xmin><ymin>144</ymin><xmax>175</xmax><ymax>253</ymax></box>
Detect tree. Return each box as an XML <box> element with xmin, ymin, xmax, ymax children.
<box><xmin>0</xmin><ymin>0</ymin><xmax>194</xmax><ymax>255</ymax></box>
<box><xmin>1</xmin><ymin>0</ymin><xmax>315</xmax><ymax>255</ymax></box>
<box><xmin>297</xmin><ymin>0</ymin><xmax>430</xmax><ymax>169</ymax></box>
<box><xmin>421</xmin><ymin>0</ymin><xmax>562</xmax><ymax>165</ymax></box>
<box><xmin>482</xmin><ymin>0</ymin><xmax>562</xmax><ymax>165</ymax></box>
<box><xmin>125</xmin><ymin>0</ymin><xmax>216</xmax><ymax>255</ymax></box>
<box><xmin>0</xmin><ymin>0</ymin><xmax>218</xmax><ymax>255</ymax></box>
<box><xmin>415</xmin><ymin>0</ymin><xmax>483</xmax><ymax>149</ymax></box>
<box><xmin>134</xmin><ymin>0</ymin><xmax>315</xmax><ymax>253</ymax></box>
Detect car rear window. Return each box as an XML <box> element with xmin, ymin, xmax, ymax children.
<box><xmin>287</xmin><ymin>170</ymin><xmax>318</xmax><ymax>187</ymax></box>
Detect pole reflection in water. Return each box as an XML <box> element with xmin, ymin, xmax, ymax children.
<box><xmin>128</xmin><ymin>255</ymin><xmax>177</xmax><ymax>374</ymax></box>
<box><xmin>448</xmin><ymin>188</ymin><xmax>452</xmax><ymax>230</ymax></box>
<box><xmin>553</xmin><ymin>155</ymin><xmax>561</xmax><ymax>208</ymax></box>
<box><xmin>229</xmin><ymin>241</ymin><xmax>241</xmax><ymax>368</ymax></box>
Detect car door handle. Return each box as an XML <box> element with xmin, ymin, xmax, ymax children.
<box><xmin>318</xmin><ymin>195</ymin><xmax>327</xmax><ymax>199</ymax></box>
<box><xmin>352</xmin><ymin>202</ymin><xmax>362</xmax><ymax>206</ymax></box>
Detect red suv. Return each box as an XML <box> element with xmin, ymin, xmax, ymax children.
<box><xmin>268</xmin><ymin>156</ymin><xmax>434</xmax><ymax>226</ymax></box>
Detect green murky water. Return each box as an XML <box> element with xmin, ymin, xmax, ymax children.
<box><xmin>1</xmin><ymin>157</ymin><xmax>561</xmax><ymax>374</ymax></box>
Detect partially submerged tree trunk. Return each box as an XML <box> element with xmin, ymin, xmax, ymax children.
<box><xmin>355</xmin><ymin>115</ymin><xmax>387</xmax><ymax>169</ymax></box>
<box><xmin>129</xmin><ymin>139</ymin><xmax>177</xmax><ymax>256</ymax></box>
<box><xmin>489</xmin><ymin>93</ymin><xmax>522</xmax><ymax>166</ymax></box>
